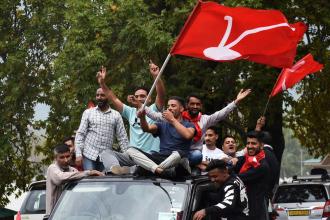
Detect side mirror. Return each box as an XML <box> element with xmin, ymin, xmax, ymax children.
<box><xmin>43</xmin><ymin>215</ymin><xmax>50</xmax><ymax>220</ymax></box>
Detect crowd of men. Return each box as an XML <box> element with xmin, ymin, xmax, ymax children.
<box><xmin>46</xmin><ymin>62</ymin><xmax>280</xmax><ymax>220</ymax></box>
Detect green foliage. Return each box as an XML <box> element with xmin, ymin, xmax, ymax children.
<box><xmin>0</xmin><ymin>0</ymin><xmax>64</xmax><ymax>206</ymax></box>
<box><xmin>0</xmin><ymin>0</ymin><xmax>329</xmax><ymax>206</ymax></box>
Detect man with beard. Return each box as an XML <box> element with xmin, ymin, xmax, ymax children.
<box><xmin>126</xmin><ymin>96</ymin><xmax>196</xmax><ymax>177</ymax></box>
<box><xmin>193</xmin><ymin>160</ymin><xmax>249</xmax><ymax>220</ymax></box>
<box><xmin>145</xmin><ymin>89</ymin><xmax>251</xmax><ymax>167</ymax></box>
<box><xmin>75</xmin><ymin>86</ymin><xmax>129</xmax><ymax>171</ymax></box>
<box><xmin>46</xmin><ymin>144</ymin><xmax>103</xmax><ymax>215</ymax></box>
<box><xmin>235</xmin><ymin>131</ymin><xmax>270</xmax><ymax>220</ymax></box>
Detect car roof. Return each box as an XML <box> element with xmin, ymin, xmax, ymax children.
<box><xmin>28</xmin><ymin>180</ymin><xmax>46</xmax><ymax>190</ymax></box>
<box><xmin>280</xmin><ymin>182</ymin><xmax>330</xmax><ymax>186</ymax></box>
<box><xmin>25</xmin><ymin>175</ymin><xmax>210</xmax><ymax>191</ymax></box>
<box><xmin>72</xmin><ymin>174</ymin><xmax>209</xmax><ymax>185</ymax></box>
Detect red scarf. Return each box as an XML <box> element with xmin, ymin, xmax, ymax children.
<box><xmin>182</xmin><ymin>111</ymin><xmax>202</xmax><ymax>143</ymax></box>
<box><xmin>239</xmin><ymin>150</ymin><xmax>265</xmax><ymax>174</ymax></box>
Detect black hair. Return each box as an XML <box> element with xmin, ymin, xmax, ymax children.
<box><xmin>206</xmin><ymin>126</ymin><xmax>218</xmax><ymax>135</ymax></box>
<box><xmin>63</xmin><ymin>136</ymin><xmax>74</xmax><ymax>143</ymax></box>
<box><xmin>260</xmin><ymin>131</ymin><xmax>272</xmax><ymax>145</ymax></box>
<box><xmin>134</xmin><ymin>86</ymin><xmax>150</xmax><ymax>94</ymax></box>
<box><xmin>221</xmin><ymin>135</ymin><xmax>236</xmax><ymax>146</ymax></box>
<box><xmin>206</xmin><ymin>159</ymin><xmax>228</xmax><ymax>172</ymax></box>
<box><xmin>186</xmin><ymin>93</ymin><xmax>203</xmax><ymax>104</ymax></box>
<box><xmin>53</xmin><ymin>143</ymin><xmax>70</xmax><ymax>155</ymax></box>
<box><xmin>168</xmin><ymin>96</ymin><xmax>185</xmax><ymax>107</ymax></box>
<box><xmin>246</xmin><ymin>130</ymin><xmax>263</xmax><ymax>143</ymax></box>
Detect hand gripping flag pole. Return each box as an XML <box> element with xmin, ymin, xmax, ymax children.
<box><xmin>141</xmin><ymin>54</ymin><xmax>171</xmax><ymax>110</ymax></box>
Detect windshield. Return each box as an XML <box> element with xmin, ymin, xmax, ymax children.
<box><xmin>273</xmin><ymin>184</ymin><xmax>327</xmax><ymax>203</ymax></box>
<box><xmin>51</xmin><ymin>181</ymin><xmax>188</xmax><ymax>220</ymax></box>
<box><xmin>21</xmin><ymin>189</ymin><xmax>46</xmax><ymax>214</ymax></box>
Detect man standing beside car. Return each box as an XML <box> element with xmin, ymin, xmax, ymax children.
<box><xmin>46</xmin><ymin>144</ymin><xmax>103</xmax><ymax>215</ymax></box>
<box><xmin>235</xmin><ymin>131</ymin><xmax>270</xmax><ymax>220</ymax></box>
<box><xmin>193</xmin><ymin>159</ymin><xmax>249</xmax><ymax>220</ymax></box>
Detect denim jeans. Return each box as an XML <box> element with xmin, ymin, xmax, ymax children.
<box><xmin>83</xmin><ymin>156</ymin><xmax>104</xmax><ymax>172</ymax></box>
<box><xmin>188</xmin><ymin>149</ymin><xmax>203</xmax><ymax>166</ymax></box>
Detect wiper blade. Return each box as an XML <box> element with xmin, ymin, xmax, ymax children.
<box><xmin>153</xmin><ymin>182</ymin><xmax>174</xmax><ymax>211</ymax></box>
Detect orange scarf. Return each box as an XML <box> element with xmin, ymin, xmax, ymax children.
<box><xmin>182</xmin><ymin>111</ymin><xmax>202</xmax><ymax>143</ymax></box>
<box><xmin>239</xmin><ymin>150</ymin><xmax>265</xmax><ymax>174</ymax></box>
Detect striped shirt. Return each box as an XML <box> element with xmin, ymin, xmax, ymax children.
<box><xmin>205</xmin><ymin>175</ymin><xmax>249</xmax><ymax>220</ymax></box>
<box><xmin>75</xmin><ymin>106</ymin><xmax>128</xmax><ymax>160</ymax></box>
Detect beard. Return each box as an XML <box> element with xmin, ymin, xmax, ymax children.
<box><xmin>188</xmin><ymin>109</ymin><xmax>200</xmax><ymax>117</ymax></box>
<box><xmin>97</xmin><ymin>100</ymin><xmax>108</xmax><ymax>108</ymax></box>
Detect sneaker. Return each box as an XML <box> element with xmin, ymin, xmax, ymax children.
<box><xmin>110</xmin><ymin>165</ymin><xmax>130</xmax><ymax>175</ymax></box>
<box><xmin>180</xmin><ymin>158</ymin><xmax>191</xmax><ymax>174</ymax></box>
<box><xmin>133</xmin><ymin>166</ymin><xmax>153</xmax><ymax>176</ymax></box>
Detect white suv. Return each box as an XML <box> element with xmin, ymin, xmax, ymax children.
<box><xmin>273</xmin><ymin>175</ymin><xmax>330</xmax><ymax>220</ymax></box>
<box><xmin>16</xmin><ymin>180</ymin><xmax>46</xmax><ymax>220</ymax></box>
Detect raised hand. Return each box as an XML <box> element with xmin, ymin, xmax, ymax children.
<box><xmin>234</xmin><ymin>89</ymin><xmax>251</xmax><ymax>104</ymax></box>
<box><xmin>96</xmin><ymin>66</ymin><xmax>107</xmax><ymax>85</ymax></box>
<box><xmin>255</xmin><ymin>116</ymin><xmax>266</xmax><ymax>131</ymax></box>
<box><xmin>149</xmin><ymin>60</ymin><xmax>160</xmax><ymax>77</ymax></box>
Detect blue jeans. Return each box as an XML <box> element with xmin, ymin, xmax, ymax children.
<box><xmin>188</xmin><ymin>150</ymin><xmax>203</xmax><ymax>166</ymax></box>
<box><xmin>83</xmin><ymin>156</ymin><xmax>104</xmax><ymax>172</ymax></box>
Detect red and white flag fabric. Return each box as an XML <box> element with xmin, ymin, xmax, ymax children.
<box><xmin>270</xmin><ymin>53</ymin><xmax>324</xmax><ymax>97</ymax></box>
<box><xmin>170</xmin><ymin>1</ymin><xmax>306</xmax><ymax>68</ymax></box>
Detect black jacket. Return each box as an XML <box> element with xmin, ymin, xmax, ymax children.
<box><xmin>236</xmin><ymin>155</ymin><xmax>270</xmax><ymax>220</ymax></box>
<box><xmin>205</xmin><ymin>174</ymin><xmax>249</xmax><ymax>220</ymax></box>
<box><xmin>264</xmin><ymin>145</ymin><xmax>280</xmax><ymax>199</ymax></box>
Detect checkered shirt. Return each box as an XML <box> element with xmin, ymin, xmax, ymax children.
<box><xmin>75</xmin><ymin>106</ymin><xmax>128</xmax><ymax>161</ymax></box>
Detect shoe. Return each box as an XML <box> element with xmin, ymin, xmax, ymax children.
<box><xmin>160</xmin><ymin>167</ymin><xmax>176</xmax><ymax>179</ymax></box>
<box><xmin>133</xmin><ymin>166</ymin><xmax>153</xmax><ymax>176</ymax></box>
<box><xmin>180</xmin><ymin>158</ymin><xmax>191</xmax><ymax>174</ymax></box>
<box><xmin>110</xmin><ymin>165</ymin><xmax>130</xmax><ymax>175</ymax></box>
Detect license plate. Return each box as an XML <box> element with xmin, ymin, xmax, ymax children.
<box><xmin>288</xmin><ymin>209</ymin><xmax>310</xmax><ymax>216</ymax></box>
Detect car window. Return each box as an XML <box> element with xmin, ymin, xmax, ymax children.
<box><xmin>51</xmin><ymin>181</ymin><xmax>188</xmax><ymax>220</ymax></box>
<box><xmin>20</xmin><ymin>189</ymin><xmax>46</xmax><ymax>214</ymax></box>
<box><xmin>273</xmin><ymin>184</ymin><xmax>327</xmax><ymax>203</ymax></box>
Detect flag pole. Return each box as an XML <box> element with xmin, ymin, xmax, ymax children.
<box><xmin>261</xmin><ymin>70</ymin><xmax>283</xmax><ymax>116</ymax></box>
<box><xmin>141</xmin><ymin>1</ymin><xmax>200</xmax><ymax>109</ymax></box>
<box><xmin>141</xmin><ymin>53</ymin><xmax>171</xmax><ymax>109</ymax></box>
<box><xmin>261</xmin><ymin>97</ymin><xmax>271</xmax><ymax>116</ymax></box>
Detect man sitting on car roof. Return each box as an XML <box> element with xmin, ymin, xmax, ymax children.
<box><xmin>126</xmin><ymin>96</ymin><xmax>196</xmax><ymax>178</ymax></box>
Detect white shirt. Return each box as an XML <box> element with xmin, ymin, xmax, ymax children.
<box><xmin>202</xmin><ymin>144</ymin><xmax>229</xmax><ymax>161</ymax></box>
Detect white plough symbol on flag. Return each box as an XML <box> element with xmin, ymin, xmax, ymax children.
<box><xmin>281</xmin><ymin>60</ymin><xmax>305</xmax><ymax>91</ymax></box>
<box><xmin>203</xmin><ymin>16</ymin><xmax>296</xmax><ymax>61</ymax></box>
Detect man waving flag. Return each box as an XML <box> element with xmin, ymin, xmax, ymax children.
<box><xmin>270</xmin><ymin>53</ymin><xmax>324</xmax><ymax>97</ymax></box>
<box><xmin>170</xmin><ymin>0</ymin><xmax>306</xmax><ymax>68</ymax></box>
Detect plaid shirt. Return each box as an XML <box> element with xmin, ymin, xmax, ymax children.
<box><xmin>75</xmin><ymin>106</ymin><xmax>128</xmax><ymax>161</ymax></box>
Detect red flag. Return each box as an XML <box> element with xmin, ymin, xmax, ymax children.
<box><xmin>170</xmin><ymin>1</ymin><xmax>306</xmax><ymax>68</ymax></box>
<box><xmin>270</xmin><ymin>54</ymin><xmax>324</xmax><ymax>97</ymax></box>
<box><xmin>87</xmin><ymin>100</ymin><xmax>95</xmax><ymax>109</ymax></box>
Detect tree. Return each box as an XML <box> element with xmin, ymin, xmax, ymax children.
<box><xmin>1</xmin><ymin>0</ymin><xmax>328</xmax><ymax>206</ymax></box>
<box><xmin>0</xmin><ymin>0</ymin><xmax>65</xmax><ymax>206</ymax></box>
